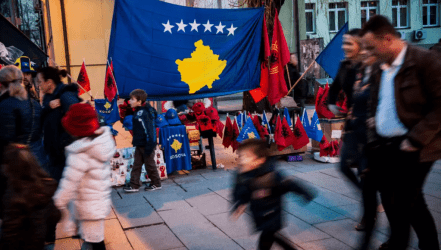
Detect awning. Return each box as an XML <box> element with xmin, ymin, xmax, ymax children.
<box><xmin>0</xmin><ymin>14</ymin><xmax>47</xmax><ymax>67</ymax></box>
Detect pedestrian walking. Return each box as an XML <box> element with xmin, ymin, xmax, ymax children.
<box><xmin>0</xmin><ymin>65</ymin><xmax>49</xmax><ymax>174</ymax></box>
<box><xmin>37</xmin><ymin>66</ymin><xmax>81</xmax><ymax>182</ymax></box>
<box><xmin>230</xmin><ymin>139</ymin><xmax>316</xmax><ymax>250</ymax></box>
<box><xmin>123</xmin><ymin>89</ymin><xmax>162</xmax><ymax>192</ymax></box>
<box><xmin>54</xmin><ymin>102</ymin><xmax>116</xmax><ymax>250</ymax></box>
<box><xmin>361</xmin><ymin>15</ymin><xmax>441</xmax><ymax>250</ymax></box>
<box><xmin>0</xmin><ymin>144</ymin><xmax>59</xmax><ymax>250</ymax></box>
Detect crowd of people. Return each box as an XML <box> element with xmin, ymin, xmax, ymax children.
<box><xmin>0</xmin><ymin>14</ymin><xmax>440</xmax><ymax>250</ymax></box>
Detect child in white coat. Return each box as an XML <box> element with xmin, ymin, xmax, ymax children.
<box><xmin>54</xmin><ymin>102</ymin><xmax>116</xmax><ymax>250</ymax></box>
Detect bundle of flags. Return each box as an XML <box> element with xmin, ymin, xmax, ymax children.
<box><xmin>319</xmin><ymin>135</ymin><xmax>340</xmax><ymax>157</ymax></box>
<box><xmin>249</xmin><ymin>10</ymin><xmax>291</xmax><ymax>106</ymax></box>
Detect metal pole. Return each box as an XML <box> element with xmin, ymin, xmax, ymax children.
<box><xmin>60</xmin><ymin>0</ymin><xmax>71</xmax><ymax>83</ymax></box>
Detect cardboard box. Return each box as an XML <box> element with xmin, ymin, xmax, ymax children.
<box><xmin>311</xmin><ymin>118</ymin><xmax>345</xmax><ymax>152</ymax></box>
<box><xmin>268</xmin><ymin>143</ymin><xmax>307</xmax><ymax>156</ymax></box>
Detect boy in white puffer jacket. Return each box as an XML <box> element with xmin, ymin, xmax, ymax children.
<box><xmin>54</xmin><ymin>102</ymin><xmax>116</xmax><ymax>250</ymax></box>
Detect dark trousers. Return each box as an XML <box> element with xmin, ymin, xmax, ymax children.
<box><xmin>258</xmin><ymin>230</ymin><xmax>297</xmax><ymax>250</ymax></box>
<box><xmin>130</xmin><ymin>146</ymin><xmax>161</xmax><ymax>188</ymax></box>
<box><xmin>369</xmin><ymin>137</ymin><xmax>439</xmax><ymax>250</ymax></box>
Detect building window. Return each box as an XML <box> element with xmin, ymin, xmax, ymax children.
<box><xmin>305</xmin><ymin>3</ymin><xmax>315</xmax><ymax>33</ymax></box>
<box><xmin>423</xmin><ymin>0</ymin><xmax>439</xmax><ymax>27</ymax></box>
<box><xmin>329</xmin><ymin>2</ymin><xmax>347</xmax><ymax>32</ymax></box>
<box><xmin>361</xmin><ymin>1</ymin><xmax>378</xmax><ymax>25</ymax></box>
<box><xmin>392</xmin><ymin>0</ymin><xmax>409</xmax><ymax>29</ymax></box>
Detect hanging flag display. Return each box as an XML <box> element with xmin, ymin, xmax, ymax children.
<box><xmin>237</xmin><ymin>117</ymin><xmax>261</xmax><ymax>143</ymax></box>
<box><xmin>231</xmin><ymin>118</ymin><xmax>240</xmax><ymax>152</ymax></box>
<box><xmin>77</xmin><ymin>61</ymin><xmax>91</xmax><ymax>95</ymax></box>
<box><xmin>222</xmin><ymin>116</ymin><xmax>233</xmax><ymax>148</ymax></box>
<box><xmin>292</xmin><ymin>116</ymin><xmax>309</xmax><ymax>150</ymax></box>
<box><xmin>283</xmin><ymin>107</ymin><xmax>292</xmax><ymax>127</ymax></box>
<box><xmin>315</xmin><ymin>22</ymin><xmax>348</xmax><ymax>79</ymax></box>
<box><xmin>275</xmin><ymin>116</ymin><xmax>295</xmax><ymax>151</ymax></box>
<box><xmin>104</xmin><ymin>65</ymin><xmax>117</xmax><ymax>102</ymax></box>
<box><xmin>108</xmin><ymin>0</ymin><xmax>264</xmax><ymax>100</ymax></box>
<box><xmin>95</xmin><ymin>98</ymin><xmax>120</xmax><ymax>125</ymax></box>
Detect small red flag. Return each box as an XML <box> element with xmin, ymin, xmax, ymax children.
<box><xmin>292</xmin><ymin>116</ymin><xmax>309</xmax><ymax>150</ymax></box>
<box><xmin>275</xmin><ymin>116</ymin><xmax>296</xmax><ymax>151</ymax></box>
<box><xmin>104</xmin><ymin>65</ymin><xmax>117</xmax><ymax>102</ymax></box>
<box><xmin>316</xmin><ymin>82</ymin><xmax>335</xmax><ymax>119</ymax></box>
<box><xmin>222</xmin><ymin>116</ymin><xmax>233</xmax><ymax>148</ymax></box>
<box><xmin>250</xmin><ymin>15</ymin><xmax>271</xmax><ymax>103</ymax></box>
<box><xmin>77</xmin><ymin>62</ymin><xmax>91</xmax><ymax>96</ymax></box>
<box><xmin>319</xmin><ymin>135</ymin><xmax>333</xmax><ymax>157</ymax></box>
<box><xmin>231</xmin><ymin>118</ymin><xmax>240</xmax><ymax>152</ymax></box>
<box><xmin>253</xmin><ymin>115</ymin><xmax>269</xmax><ymax>139</ymax></box>
<box><xmin>267</xmin><ymin>10</ymin><xmax>290</xmax><ymax>106</ymax></box>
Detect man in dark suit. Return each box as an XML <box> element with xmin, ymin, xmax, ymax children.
<box><xmin>361</xmin><ymin>15</ymin><xmax>441</xmax><ymax>250</ymax></box>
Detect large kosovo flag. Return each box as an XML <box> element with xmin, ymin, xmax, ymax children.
<box><xmin>108</xmin><ymin>0</ymin><xmax>264</xmax><ymax>100</ymax></box>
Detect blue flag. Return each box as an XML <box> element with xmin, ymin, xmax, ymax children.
<box><xmin>237</xmin><ymin>117</ymin><xmax>261</xmax><ymax>143</ymax></box>
<box><xmin>310</xmin><ymin>111</ymin><xmax>324</xmax><ymax>142</ymax></box>
<box><xmin>315</xmin><ymin>22</ymin><xmax>348</xmax><ymax>79</ymax></box>
<box><xmin>95</xmin><ymin>98</ymin><xmax>120</xmax><ymax>125</ymax></box>
<box><xmin>108</xmin><ymin>0</ymin><xmax>264</xmax><ymax>100</ymax></box>
<box><xmin>283</xmin><ymin>108</ymin><xmax>292</xmax><ymax>127</ymax></box>
<box><xmin>301</xmin><ymin>109</ymin><xmax>312</xmax><ymax>137</ymax></box>
<box><xmin>262</xmin><ymin>111</ymin><xmax>271</xmax><ymax>134</ymax></box>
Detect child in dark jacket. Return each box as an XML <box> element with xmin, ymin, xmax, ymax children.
<box><xmin>124</xmin><ymin>89</ymin><xmax>161</xmax><ymax>192</ymax></box>
<box><xmin>231</xmin><ymin>139</ymin><xmax>317</xmax><ymax>250</ymax></box>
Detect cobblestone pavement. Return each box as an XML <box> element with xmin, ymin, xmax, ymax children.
<box><xmin>50</xmin><ymin>121</ymin><xmax>441</xmax><ymax>250</ymax></box>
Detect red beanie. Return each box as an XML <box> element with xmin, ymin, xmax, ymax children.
<box><xmin>62</xmin><ymin>103</ymin><xmax>100</xmax><ymax>137</ymax></box>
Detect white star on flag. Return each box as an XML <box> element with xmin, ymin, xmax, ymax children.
<box><xmin>189</xmin><ymin>19</ymin><xmax>200</xmax><ymax>32</ymax></box>
<box><xmin>162</xmin><ymin>20</ymin><xmax>174</xmax><ymax>34</ymax></box>
<box><xmin>227</xmin><ymin>24</ymin><xmax>237</xmax><ymax>36</ymax></box>
<box><xmin>203</xmin><ymin>20</ymin><xmax>213</xmax><ymax>32</ymax></box>
<box><xmin>215</xmin><ymin>22</ymin><xmax>226</xmax><ymax>34</ymax></box>
<box><xmin>176</xmin><ymin>19</ymin><xmax>187</xmax><ymax>32</ymax></box>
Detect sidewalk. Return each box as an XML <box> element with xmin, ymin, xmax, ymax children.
<box><xmin>54</xmin><ymin>122</ymin><xmax>441</xmax><ymax>250</ymax></box>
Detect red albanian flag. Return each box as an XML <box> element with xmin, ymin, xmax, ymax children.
<box><xmin>77</xmin><ymin>62</ymin><xmax>91</xmax><ymax>95</ymax></box>
<box><xmin>316</xmin><ymin>82</ymin><xmax>335</xmax><ymax>119</ymax></box>
<box><xmin>215</xmin><ymin>121</ymin><xmax>225</xmax><ymax>139</ymax></box>
<box><xmin>267</xmin><ymin>10</ymin><xmax>290</xmax><ymax>106</ymax></box>
<box><xmin>275</xmin><ymin>116</ymin><xmax>296</xmax><ymax>151</ymax></box>
<box><xmin>292</xmin><ymin>117</ymin><xmax>309</xmax><ymax>150</ymax></box>
<box><xmin>104</xmin><ymin>65</ymin><xmax>117</xmax><ymax>102</ymax></box>
<box><xmin>253</xmin><ymin>115</ymin><xmax>269</xmax><ymax>139</ymax></box>
<box><xmin>222</xmin><ymin>116</ymin><xmax>233</xmax><ymax>148</ymax></box>
<box><xmin>319</xmin><ymin>135</ymin><xmax>334</xmax><ymax>157</ymax></box>
<box><xmin>231</xmin><ymin>118</ymin><xmax>240</xmax><ymax>152</ymax></box>
<box><xmin>250</xmin><ymin>15</ymin><xmax>270</xmax><ymax>103</ymax></box>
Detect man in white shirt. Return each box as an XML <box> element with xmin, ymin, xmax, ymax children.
<box><xmin>361</xmin><ymin>15</ymin><xmax>441</xmax><ymax>250</ymax></box>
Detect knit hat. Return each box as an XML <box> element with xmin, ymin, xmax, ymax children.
<box><xmin>165</xmin><ymin>109</ymin><xmax>181</xmax><ymax>126</ymax></box>
<box><xmin>205</xmin><ymin>107</ymin><xmax>219</xmax><ymax>121</ymax></box>
<box><xmin>62</xmin><ymin>103</ymin><xmax>100</xmax><ymax>137</ymax></box>
<box><xmin>14</xmin><ymin>56</ymin><xmax>36</xmax><ymax>73</ymax></box>
<box><xmin>191</xmin><ymin>102</ymin><xmax>205</xmax><ymax>115</ymax></box>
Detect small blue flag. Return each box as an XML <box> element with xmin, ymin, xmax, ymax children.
<box><xmin>237</xmin><ymin>117</ymin><xmax>261</xmax><ymax>143</ymax></box>
<box><xmin>95</xmin><ymin>98</ymin><xmax>120</xmax><ymax>125</ymax></box>
<box><xmin>315</xmin><ymin>22</ymin><xmax>348</xmax><ymax>79</ymax></box>
<box><xmin>301</xmin><ymin>109</ymin><xmax>312</xmax><ymax>136</ymax></box>
<box><xmin>310</xmin><ymin>111</ymin><xmax>324</xmax><ymax>142</ymax></box>
<box><xmin>262</xmin><ymin>111</ymin><xmax>271</xmax><ymax>134</ymax></box>
<box><xmin>236</xmin><ymin>113</ymin><xmax>242</xmax><ymax>129</ymax></box>
<box><xmin>283</xmin><ymin>108</ymin><xmax>292</xmax><ymax>127</ymax></box>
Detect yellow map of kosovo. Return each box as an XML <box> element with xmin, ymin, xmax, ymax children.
<box><xmin>176</xmin><ymin>40</ymin><xmax>227</xmax><ymax>94</ymax></box>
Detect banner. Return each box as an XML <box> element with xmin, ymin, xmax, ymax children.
<box><xmin>108</xmin><ymin>0</ymin><xmax>264</xmax><ymax>100</ymax></box>
<box><xmin>95</xmin><ymin>98</ymin><xmax>120</xmax><ymax>125</ymax></box>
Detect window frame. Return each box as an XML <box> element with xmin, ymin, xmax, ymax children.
<box><xmin>328</xmin><ymin>2</ymin><xmax>348</xmax><ymax>32</ymax></box>
<box><xmin>391</xmin><ymin>0</ymin><xmax>410</xmax><ymax>29</ymax></box>
<box><xmin>360</xmin><ymin>1</ymin><xmax>379</xmax><ymax>25</ymax></box>
<box><xmin>305</xmin><ymin>3</ymin><xmax>316</xmax><ymax>34</ymax></box>
<box><xmin>422</xmin><ymin>0</ymin><xmax>439</xmax><ymax>27</ymax></box>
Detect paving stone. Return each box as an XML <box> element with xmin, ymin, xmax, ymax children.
<box><xmin>213</xmin><ymin>188</ymin><xmax>233</xmax><ymax>202</ymax></box>
<box><xmin>125</xmin><ymin>224</ymin><xmax>184</xmax><ymax>250</ymax></box>
<box><xmin>112</xmin><ymin>191</ymin><xmax>148</xmax><ymax>208</ymax></box>
<box><xmin>114</xmin><ymin>203</ymin><xmax>163</xmax><ymax>229</ymax></box>
<box><xmin>179</xmin><ymin>186</ymin><xmax>215</xmax><ymax>200</ymax></box>
<box><xmin>200</xmin><ymin>170</ymin><xmax>232</xmax><ymax>179</ymax></box>
<box><xmin>312</xmin><ymin>187</ymin><xmax>360</xmax><ymax>208</ymax></box>
<box><xmin>145</xmin><ymin>192</ymin><xmax>192</xmax><ymax>212</ymax></box>
<box><xmin>298</xmin><ymin>238</ymin><xmax>353</xmax><ymax>250</ymax></box>
<box><xmin>104</xmin><ymin>219</ymin><xmax>132</xmax><ymax>250</ymax></box>
<box><xmin>328</xmin><ymin>204</ymin><xmax>362</xmax><ymax>221</ymax></box>
<box><xmin>280</xmin><ymin>212</ymin><xmax>332</xmax><ymax>244</ymax></box>
<box><xmin>426</xmin><ymin>172</ymin><xmax>441</xmax><ymax>185</ymax></box>
<box><xmin>206</xmin><ymin>212</ymin><xmax>255</xmax><ymax>238</ymax></box>
<box><xmin>173</xmin><ymin>175</ymin><xmax>206</xmax><ymax>185</ymax></box>
<box><xmin>284</xmin><ymin>200</ymin><xmax>347</xmax><ymax>225</ymax></box>
<box><xmin>106</xmin><ymin>207</ymin><xmax>117</xmax><ymax>220</ymax></box>
<box><xmin>54</xmin><ymin>238</ymin><xmax>81</xmax><ymax>250</ymax></box>
<box><xmin>318</xmin><ymin>168</ymin><xmax>346</xmax><ymax>179</ymax></box>
<box><xmin>185</xmin><ymin>193</ymin><xmax>232</xmax><ymax>215</ymax></box>
<box><xmin>158</xmin><ymin>206</ymin><xmax>212</xmax><ymax>229</ymax></box>
<box><xmin>314</xmin><ymin>218</ymin><xmax>389</xmax><ymax>249</ymax></box>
